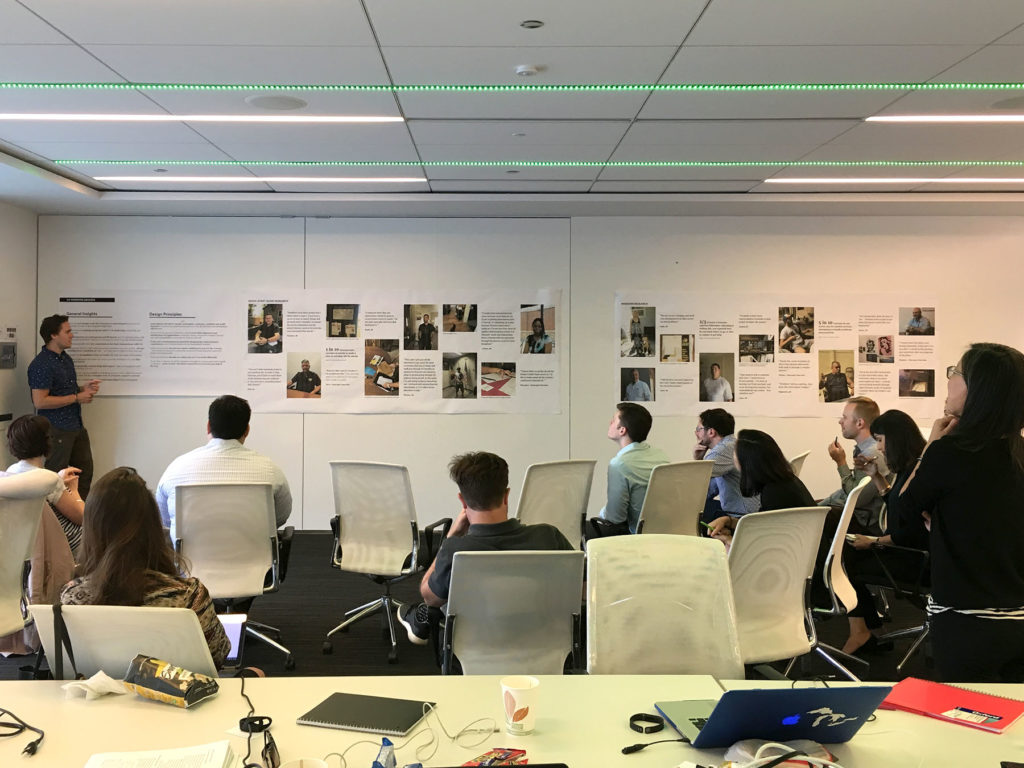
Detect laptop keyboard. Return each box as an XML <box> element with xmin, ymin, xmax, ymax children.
<box><xmin>689</xmin><ymin>717</ymin><xmax>709</xmax><ymax>731</ymax></box>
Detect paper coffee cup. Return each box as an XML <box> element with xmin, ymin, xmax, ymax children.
<box><xmin>500</xmin><ymin>675</ymin><xmax>540</xmax><ymax>735</ymax></box>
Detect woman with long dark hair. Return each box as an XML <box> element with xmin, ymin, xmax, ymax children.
<box><xmin>522</xmin><ymin>317</ymin><xmax>553</xmax><ymax>354</ymax></box>
<box><xmin>60</xmin><ymin>467</ymin><xmax>230</xmax><ymax>667</ymax></box>
<box><xmin>887</xmin><ymin>342</ymin><xmax>1024</xmax><ymax>681</ymax></box>
<box><xmin>842</xmin><ymin>409</ymin><xmax>928</xmax><ymax>654</ymax></box>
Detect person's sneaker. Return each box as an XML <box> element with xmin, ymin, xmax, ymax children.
<box><xmin>397</xmin><ymin>602</ymin><xmax>431</xmax><ymax>646</ymax></box>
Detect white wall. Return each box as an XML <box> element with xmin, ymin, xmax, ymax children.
<box><xmin>0</xmin><ymin>200</ymin><xmax>37</xmax><ymax>465</ymax></box>
<box><xmin>36</xmin><ymin>212</ymin><xmax>1024</xmax><ymax>526</ymax></box>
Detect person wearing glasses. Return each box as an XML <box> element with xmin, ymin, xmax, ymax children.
<box><xmin>694</xmin><ymin>408</ymin><xmax>759</xmax><ymax>526</ymax></box>
<box><xmin>60</xmin><ymin>467</ymin><xmax>230</xmax><ymax>668</ymax></box>
<box><xmin>886</xmin><ymin>344</ymin><xmax>1024</xmax><ymax>682</ymax></box>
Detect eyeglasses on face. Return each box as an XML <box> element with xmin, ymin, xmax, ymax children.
<box><xmin>946</xmin><ymin>365</ymin><xmax>963</xmax><ymax>380</ymax></box>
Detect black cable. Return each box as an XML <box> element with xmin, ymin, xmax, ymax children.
<box><xmin>0</xmin><ymin>707</ymin><xmax>44</xmax><ymax>756</ymax></box>
<box><xmin>621</xmin><ymin>736</ymin><xmax>689</xmax><ymax>754</ymax></box>
<box><xmin>760</xmin><ymin>750</ymin><xmax>807</xmax><ymax>768</ymax></box>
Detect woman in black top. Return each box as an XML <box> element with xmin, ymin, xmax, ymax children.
<box><xmin>888</xmin><ymin>342</ymin><xmax>1024</xmax><ymax>682</ymax></box>
<box><xmin>708</xmin><ymin>429</ymin><xmax>814</xmax><ymax>541</ymax></box>
<box><xmin>842</xmin><ymin>409</ymin><xmax>928</xmax><ymax>655</ymax></box>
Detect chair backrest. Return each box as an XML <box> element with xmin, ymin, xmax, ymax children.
<box><xmin>445</xmin><ymin>550</ymin><xmax>585</xmax><ymax>675</ymax></box>
<box><xmin>788</xmin><ymin>451</ymin><xmax>811</xmax><ymax>477</ymax></box>
<box><xmin>0</xmin><ymin>470</ymin><xmax>53</xmax><ymax>636</ymax></box>
<box><xmin>329</xmin><ymin>461</ymin><xmax>418</xmax><ymax>576</ymax></box>
<box><xmin>636</xmin><ymin>461</ymin><xmax>714</xmax><ymax>535</ymax></box>
<box><xmin>820</xmin><ymin>476</ymin><xmax>872</xmax><ymax>616</ymax></box>
<box><xmin>586</xmin><ymin>534</ymin><xmax>744</xmax><ymax>677</ymax></box>
<box><xmin>728</xmin><ymin>506</ymin><xmax>829</xmax><ymax>664</ymax></box>
<box><xmin>515</xmin><ymin>460</ymin><xmax>595</xmax><ymax>549</ymax></box>
<box><xmin>30</xmin><ymin>604</ymin><xmax>218</xmax><ymax>679</ymax></box>
<box><xmin>175</xmin><ymin>483</ymin><xmax>278</xmax><ymax>599</ymax></box>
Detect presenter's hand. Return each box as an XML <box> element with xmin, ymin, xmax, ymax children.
<box><xmin>77</xmin><ymin>389</ymin><xmax>95</xmax><ymax>404</ymax></box>
<box><xmin>87</xmin><ymin>379</ymin><xmax>101</xmax><ymax>393</ymax></box>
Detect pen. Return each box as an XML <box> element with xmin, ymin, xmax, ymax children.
<box><xmin>834</xmin><ymin>436</ymin><xmax>839</xmax><ymax>447</ymax></box>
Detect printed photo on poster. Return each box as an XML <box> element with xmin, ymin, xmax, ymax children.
<box><xmin>859</xmin><ymin>334</ymin><xmax>894</xmax><ymax>364</ymax></box>
<box><xmin>899</xmin><ymin>369</ymin><xmax>935</xmax><ymax>397</ymax></box>
<box><xmin>620</xmin><ymin>305</ymin><xmax>656</xmax><ymax>358</ymax></box>
<box><xmin>778</xmin><ymin>307</ymin><xmax>814</xmax><ymax>353</ymax></box>
<box><xmin>481</xmin><ymin>362</ymin><xmax>515</xmax><ymax>397</ymax></box>
<box><xmin>286</xmin><ymin>353</ymin><xmax>322</xmax><ymax>398</ymax></box>
<box><xmin>442</xmin><ymin>304</ymin><xmax>477</xmax><ymax>333</ymax></box>
<box><xmin>739</xmin><ymin>334</ymin><xmax>775</xmax><ymax>363</ymax></box>
<box><xmin>365</xmin><ymin>339</ymin><xmax>400</xmax><ymax>396</ymax></box>
<box><xmin>248</xmin><ymin>303</ymin><xmax>282</xmax><ymax>354</ymax></box>
<box><xmin>899</xmin><ymin>306</ymin><xmax>935</xmax><ymax>336</ymax></box>
<box><xmin>818</xmin><ymin>351</ymin><xmax>854</xmax><ymax>402</ymax></box>
<box><xmin>326</xmin><ymin>304</ymin><xmax>359</xmax><ymax>338</ymax></box>
<box><xmin>699</xmin><ymin>353</ymin><xmax>734</xmax><ymax>402</ymax></box>
<box><xmin>521</xmin><ymin>304</ymin><xmax>555</xmax><ymax>354</ymax></box>
<box><xmin>443</xmin><ymin>353</ymin><xmax>477</xmax><ymax>399</ymax></box>
<box><xmin>405</xmin><ymin>305</ymin><xmax>439</xmax><ymax>351</ymax></box>
<box><xmin>660</xmin><ymin>333</ymin><xmax>693</xmax><ymax>362</ymax></box>
<box><xmin>621</xmin><ymin>367</ymin><xmax>655</xmax><ymax>402</ymax></box>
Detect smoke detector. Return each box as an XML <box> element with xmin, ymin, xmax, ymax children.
<box><xmin>515</xmin><ymin>64</ymin><xmax>542</xmax><ymax>77</ymax></box>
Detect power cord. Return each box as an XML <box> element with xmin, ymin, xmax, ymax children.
<box><xmin>620</xmin><ymin>736</ymin><xmax>689</xmax><ymax>754</ymax></box>
<box><xmin>0</xmin><ymin>707</ymin><xmax>45</xmax><ymax>756</ymax></box>
<box><xmin>735</xmin><ymin>741</ymin><xmax>847</xmax><ymax>768</ymax></box>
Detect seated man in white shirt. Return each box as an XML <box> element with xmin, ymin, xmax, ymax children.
<box><xmin>156</xmin><ymin>394</ymin><xmax>292</xmax><ymax>542</ymax></box>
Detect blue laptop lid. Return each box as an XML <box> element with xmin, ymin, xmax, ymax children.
<box><xmin>658</xmin><ymin>686</ymin><xmax>892</xmax><ymax>749</ymax></box>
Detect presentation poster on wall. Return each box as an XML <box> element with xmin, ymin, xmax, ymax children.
<box><xmin>243</xmin><ymin>289</ymin><xmax>561</xmax><ymax>414</ymax></box>
<box><xmin>615</xmin><ymin>292</ymin><xmax>940</xmax><ymax>418</ymax></box>
<box><xmin>53</xmin><ymin>288</ymin><xmax>561</xmax><ymax>414</ymax></box>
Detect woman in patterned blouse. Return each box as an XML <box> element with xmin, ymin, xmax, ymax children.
<box><xmin>60</xmin><ymin>466</ymin><xmax>230</xmax><ymax>668</ymax></box>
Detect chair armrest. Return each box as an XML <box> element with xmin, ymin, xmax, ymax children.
<box><xmin>329</xmin><ymin>516</ymin><xmax>342</xmax><ymax>568</ymax></box>
<box><xmin>419</xmin><ymin>518</ymin><xmax>453</xmax><ymax>568</ymax></box>
<box><xmin>276</xmin><ymin>526</ymin><xmax>295</xmax><ymax>583</ymax></box>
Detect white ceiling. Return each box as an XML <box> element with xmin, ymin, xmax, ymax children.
<box><xmin>2</xmin><ymin>0</ymin><xmax>1024</xmax><ymax>213</ymax></box>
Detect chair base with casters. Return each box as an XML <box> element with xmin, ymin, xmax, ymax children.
<box><xmin>867</xmin><ymin>542</ymin><xmax>932</xmax><ymax>676</ymax></box>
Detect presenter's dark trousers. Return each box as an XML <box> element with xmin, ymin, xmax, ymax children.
<box><xmin>45</xmin><ymin>425</ymin><xmax>94</xmax><ymax>499</ymax></box>
<box><xmin>930</xmin><ymin>610</ymin><xmax>1024</xmax><ymax>683</ymax></box>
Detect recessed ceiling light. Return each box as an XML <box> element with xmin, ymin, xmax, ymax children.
<box><xmin>520</xmin><ymin>20</ymin><xmax>544</xmax><ymax>29</ymax></box>
<box><xmin>866</xmin><ymin>114</ymin><xmax>1024</xmax><ymax>123</ymax></box>
<box><xmin>93</xmin><ymin>175</ymin><xmax>426</xmax><ymax>183</ymax></box>
<box><xmin>244</xmin><ymin>95</ymin><xmax>309</xmax><ymax>111</ymax></box>
<box><xmin>764</xmin><ymin>177</ymin><xmax>1024</xmax><ymax>184</ymax></box>
<box><xmin>0</xmin><ymin>113</ymin><xmax>402</xmax><ymax>123</ymax></box>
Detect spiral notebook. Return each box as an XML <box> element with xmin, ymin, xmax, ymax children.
<box><xmin>296</xmin><ymin>692</ymin><xmax>435</xmax><ymax>735</ymax></box>
<box><xmin>879</xmin><ymin>677</ymin><xmax>1024</xmax><ymax>734</ymax></box>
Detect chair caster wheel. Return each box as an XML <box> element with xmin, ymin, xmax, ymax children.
<box><xmin>387</xmin><ymin>649</ymin><xmax>398</xmax><ymax>664</ymax></box>
<box><xmin>284</xmin><ymin>655</ymin><xmax>295</xmax><ymax>671</ymax></box>
<box><xmin>322</xmin><ymin>642</ymin><xmax>333</xmax><ymax>655</ymax></box>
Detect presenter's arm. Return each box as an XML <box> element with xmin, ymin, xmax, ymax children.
<box><xmin>31</xmin><ymin>387</ymin><xmax>93</xmax><ymax>409</ymax></box>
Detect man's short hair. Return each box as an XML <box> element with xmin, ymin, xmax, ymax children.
<box><xmin>6</xmin><ymin>414</ymin><xmax>51</xmax><ymax>460</ymax></box>
<box><xmin>699</xmin><ymin>407</ymin><xmax>735</xmax><ymax>437</ymax></box>
<box><xmin>208</xmin><ymin>395</ymin><xmax>251</xmax><ymax>440</ymax></box>
<box><xmin>616</xmin><ymin>402</ymin><xmax>653</xmax><ymax>443</ymax></box>
<box><xmin>39</xmin><ymin>314</ymin><xmax>68</xmax><ymax>344</ymax></box>
<box><xmin>301</xmin><ymin>359</ymin><xmax>309</xmax><ymax>364</ymax></box>
<box><xmin>449</xmin><ymin>451</ymin><xmax>508</xmax><ymax>511</ymax></box>
<box><xmin>847</xmin><ymin>396</ymin><xmax>880</xmax><ymax>426</ymax></box>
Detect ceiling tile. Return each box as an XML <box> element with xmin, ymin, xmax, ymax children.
<box><xmin>931</xmin><ymin>44</ymin><xmax>1024</xmax><ymax>80</ymax></box>
<box><xmin>181</xmin><ymin>123</ymin><xmax>417</xmax><ymax>161</ymax></box>
<box><xmin>591</xmin><ymin>179</ymin><xmax>760</xmax><ymax>192</ymax></box>
<box><xmin>0</xmin><ymin>0</ymin><xmax>68</xmax><ymax>44</ymax></box>
<box><xmin>20</xmin><ymin>0</ymin><xmax>377</xmax><ymax>45</ymax></box>
<box><xmin>805</xmin><ymin>122</ymin><xmax>1024</xmax><ymax>159</ymax></box>
<box><xmin>609</xmin><ymin>143</ymin><xmax>824</xmax><ymax>164</ymax></box>
<box><xmin>397</xmin><ymin>91</ymin><xmax>649</xmax><ymax>120</ymax></box>
<box><xmin>84</xmin><ymin>45</ymin><xmax>390</xmax><ymax>85</ymax></box>
<box><xmin>416</xmin><ymin>144</ymin><xmax>614</xmax><ymax>163</ymax></box>
<box><xmin>639</xmin><ymin>90</ymin><xmax>906</xmax><ymax>120</ymax></box>
<box><xmin>425</xmin><ymin>164</ymin><xmax>600</xmax><ymax>181</ymax></box>
<box><xmin>621</xmin><ymin>119</ymin><xmax>857</xmax><ymax>147</ymax></box>
<box><xmin>20</xmin><ymin>143</ymin><xmax>233</xmax><ymax>166</ymax></box>
<box><xmin>407</xmin><ymin>119</ymin><xmax>629</xmax><ymax>146</ymax></box>
<box><xmin>365</xmin><ymin>0</ymin><xmax>706</xmax><ymax>47</ymax></box>
<box><xmin>875</xmin><ymin>87</ymin><xmax>1024</xmax><ymax>115</ymax></box>
<box><xmin>0</xmin><ymin>118</ymin><xmax>206</xmax><ymax>145</ymax></box>
<box><xmin>662</xmin><ymin>45</ymin><xmax>979</xmax><ymax>84</ymax></box>
<box><xmin>429</xmin><ymin>180</ymin><xmax>594</xmax><ymax>192</ymax></box>
<box><xmin>0</xmin><ymin>44</ymin><xmax>125</xmax><ymax>81</ymax></box>
<box><xmin>139</xmin><ymin>88</ymin><xmax>401</xmax><ymax>118</ymax></box>
<box><xmin>267</xmin><ymin>180</ymin><xmax>429</xmax><ymax>193</ymax></box>
<box><xmin>686</xmin><ymin>0</ymin><xmax>1024</xmax><ymax>45</ymax></box>
<box><xmin>597</xmin><ymin>164</ymin><xmax>784</xmax><ymax>181</ymax></box>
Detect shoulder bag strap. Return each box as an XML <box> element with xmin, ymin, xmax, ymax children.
<box><xmin>52</xmin><ymin>604</ymin><xmax>81</xmax><ymax>680</ymax></box>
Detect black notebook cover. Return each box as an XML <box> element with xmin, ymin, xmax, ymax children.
<box><xmin>296</xmin><ymin>692</ymin><xmax>435</xmax><ymax>735</ymax></box>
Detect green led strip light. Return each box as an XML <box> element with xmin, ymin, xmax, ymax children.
<box><xmin>55</xmin><ymin>160</ymin><xmax>1024</xmax><ymax>168</ymax></box>
<box><xmin>7</xmin><ymin>81</ymin><xmax>1024</xmax><ymax>93</ymax></box>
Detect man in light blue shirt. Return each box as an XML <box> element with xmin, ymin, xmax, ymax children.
<box><xmin>904</xmin><ymin>307</ymin><xmax>932</xmax><ymax>335</ymax></box>
<box><xmin>694</xmin><ymin>408</ymin><xmax>760</xmax><ymax>525</ymax></box>
<box><xmin>624</xmin><ymin>368</ymin><xmax>652</xmax><ymax>401</ymax></box>
<box><xmin>586</xmin><ymin>402</ymin><xmax>669</xmax><ymax>538</ymax></box>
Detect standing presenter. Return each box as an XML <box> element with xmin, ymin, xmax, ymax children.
<box><xmin>28</xmin><ymin>314</ymin><xmax>100</xmax><ymax>498</ymax></box>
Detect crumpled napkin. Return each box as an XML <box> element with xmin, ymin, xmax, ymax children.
<box><xmin>61</xmin><ymin>670</ymin><xmax>129</xmax><ymax>699</ymax></box>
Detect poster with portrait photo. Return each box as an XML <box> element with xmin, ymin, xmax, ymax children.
<box><xmin>818</xmin><ymin>350</ymin><xmax>854</xmax><ymax>402</ymax></box>
<box><xmin>899</xmin><ymin>369</ymin><xmax>935</xmax><ymax>398</ymax></box>
<box><xmin>404</xmin><ymin>305</ymin><xmax>439</xmax><ymax>351</ymax></box>
<box><xmin>899</xmin><ymin>306</ymin><xmax>935</xmax><ymax>336</ymax></box>
<box><xmin>481</xmin><ymin>362</ymin><xmax>515</xmax><ymax>397</ymax></box>
<box><xmin>285</xmin><ymin>352</ymin><xmax>322</xmax><ymax>398</ymax></box>
<box><xmin>739</xmin><ymin>334</ymin><xmax>774</xmax><ymax>363</ymax></box>
<box><xmin>620</xmin><ymin>305</ymin><xmax>656</xmax><ymax>358</ymax></box>
<box><xmin>699</xmin><ymin>353</ymin><xmax>735</xmax><ymax>402</ymax></box>
<box><xmin>621</xmin><ymin>367</ymin><xmax>655</xmax><ymax>402</ymax></box>
<box><xmin>859</xmin><ymin>334</ymin><xmax>894</xmax><ymax>364</ymax></box>
<box><xmin>365</xmin><ymin>339</ymin><xmax>400</xmax><ymax>396</ymax></box>
<box><xmin>660</xmin><ymin>333</ymin><xmax>693</xmax><ymax>363</ymax></box>
<box><xmin>326</xmin><ymin>304</ymin><xmax>358</xmax><ymax>338</ymax></box>
<box><xmin>442</xmin><ymin>353</ymin><xmax>477</xmax><ymax>399</ymax></box>
<box><xmin>521</xmin><ymin>304</ymin><xmax>555</xmax><ymax>354</ymax></box>
<box><xmin>442</xmin><ymin>304</ymin><xmax>477</xmax><ymax>333</ymax></box>
<box><xmin>778</xmin><ymin>306</ymin><xmax>813</xmax><ymax>353</ymax></box>
<box><xmin>248</xmin><ymin>303</ymin><xmax>283</xmax><ymax>354</ymax></box>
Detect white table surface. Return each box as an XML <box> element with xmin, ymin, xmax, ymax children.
<box><xmin>2</xmin><ymin>675</ymin><xmax>1023</xmax><ymax>768</ymax></box>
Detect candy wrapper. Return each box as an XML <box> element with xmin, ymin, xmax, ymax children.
<box><xmin>122</xmin><ymin>654</ymin><xmax>219</xmax><ymax>708</ymax></box>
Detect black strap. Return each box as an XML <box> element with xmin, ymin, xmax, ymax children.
<box><xmin>52</xmin><ymin>604</ymin><xmax>80</xmax><ymax>680</ymax></box>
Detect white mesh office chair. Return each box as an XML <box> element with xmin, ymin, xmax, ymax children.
<box><xmin>30</xmin><ymin>604</ymin><xmax>218</xmax><ymax>679</ymax></box>
<box><xmin>442</xmin><ymin>550</ymin><xmax>585</xmax><ymax>675</ymax></box>
<box><xmin>812</xmin><ymin>475</ymin><xmax>873</xmax><ymax>681</ymax></box>
<box><xmin>175</xmin><ymin>482</ymin><xmax>294</xmax><ymax>669</ymax></box>
<box><xmin>788</xmin><ymin>451</ymin><xmax>812</xmax><ymax>477</ymax></box>
<box><xmin>635</xmin><ymin>461</ymin><xmax>714</xmax><ymax>535</ymax></box>
<box><xmin>515</xmin><ymin>460</ymin><xmax>595</xmax><ymax>549</ymax></box>
<box><xmin>728</xmin><ymin>506</ymin><xmax>829</xmax><ymax>676</ymax></box>
<box><xmin>586</xmin><ymin>534</ymin><xmax>744</xmax><ymax>677</ymax></box>
<box><xmin>0</xmin><ymin>470</ymin><xmax>52</xmax><ymax>637</ymax></box>
<box><xmin>325</xmin><ymin>461</ymin><xmax>449</xmax><ymax>663</ymax></box>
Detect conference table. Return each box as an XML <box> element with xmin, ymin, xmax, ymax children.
<box><xmin>2</xmin><ymin>674</ymin><xmax>1023</xmax><ymax>767</ymax></box>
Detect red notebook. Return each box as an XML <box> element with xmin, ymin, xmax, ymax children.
<box><xmin>880</xmin><ymin>677</ymin><xmax>1024</xmax><ymax>734</ymax></box>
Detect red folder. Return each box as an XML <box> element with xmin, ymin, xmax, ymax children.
<box><xmin>880</xmin><ymin>677</ymin><xmax>1024</xmax><ymax>734</ymax></box>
